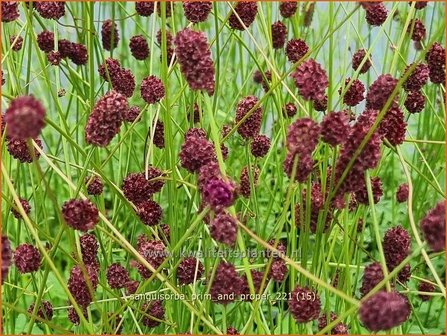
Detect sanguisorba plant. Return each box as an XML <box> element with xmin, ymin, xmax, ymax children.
<box><xmin>1</xmin><ymin>1</ymin><xmax>446</xmax><ymax>335</ymax></box>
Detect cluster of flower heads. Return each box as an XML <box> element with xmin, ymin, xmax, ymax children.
<box><xmin>122</xmin><ymin>166</ymin><xmax>166</xmax><ymax>228</ymax></box>
<box><xmin>36</xmin><ymin>30</ymin><xmax>88</xmax><ymax>66</ymax></box>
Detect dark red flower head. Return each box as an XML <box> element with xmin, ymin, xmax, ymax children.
<box><xmin>425</xmin><ymin>42</ymin><xmax>445</xmax><ymax>84</ymax></box>
<box><xmin>47</xmin><ymin>51</ymin><xmax>62</xmax><ymax>66</ymax></box>
<box><xmin>360</xmin><ymin>262</ymin><xmax>384</xmax><ymax>297</ymax></box>
<box><xmin>179</xmin><ymin>131</ymin><xmax>215</xmax><ymax>173</ymax></box>
<box><xmin>85</xmin><ymin>91</ymin><xmax>128</xmax><ymax>147</ymax></box>
<box><xmin>122</xmin><ymin>172</ymin><xmax>153</xmax><ymax>205</ymax></box>
<box><xmin>409</xmin><ymin>1</ymin><xmax>428</xmax><ymax>10</ymax></box>
<box><xmin>7</xmin><ymin>138</ymin><xmax>43</xmax><ymax>163</ymax></box>
<box><xmin>210</xmin><ymin>262</ymin><xmax>243</xmax><ymax>304</ymax></box>
<box><xmin>240</xmin><ymin>269</ymin><xmax>264</xmax><ymax>301</ymax></box>
<box><xmin>266</xmin><ymin>238</ymin><xmax>287</xmax><ymax>257</ymax></box>
<box><xmin>340</xmin><ymin>78</ymin><xmax>365</xmax><ymax>106</ymax></box>
<box><xmin>11</xmin><ymin>197</ymin><xmax>31</xmax><ymax>219</ymax></box>
<box><xmin>355</xmin><ymin>176</ymin><xmax>383</xmax><ymax>205</ymax></box>
<box><xmin>153</xmin><ymin>120</ymin><xmax>165</xmax><ymax>149</ymax></box>
<box><xmin>288</xmin><ymin>286</ymin><xmax>321</xmax><ymax>323</ymax></box>
<box><xmin>403</xmin><ymin>63</ymin><xmax>429</xmax><ymax>91</ymax></box>
<box><xmin>227</xmin><ymin>327</ymin><xmax>239</xmax><ymax>335</ymax></box>
<box><xmin>174</xmin><ymin>28</ymin><xmax>215</xmax><ymax>95</ymax></box>
<box><xmin>85</xmin><ymin>176</ymin><xmax>103</xmax><ymax>196</ymax></box>
<box><xmin>359</xmin><ymin>291</ymin><xmax>411</xmax><ymax>331</ymax></box>
<box><xmin>10</xmin><ymin>35</ymin><xmax>23</xmax><ymax>51</ymax></box>
<box><xmin>228</xmin><ymin>2</ymin><xmax>258</xmax><ymax>30</ymax></box>
<box><xmin>313</xmin><ymin>95</ymin><xmax>327</xmax><ymax>112</ymax></box>
<box><xmin>269</xmin><ymin>258</ymin><xmax>288</xmax><ymax>282</ymax></box>
<box><xmin>272</xmin><ymin>21</ymin><xmax>287</xmax><ymax>49</ymax></box>
<box><xmin>321</xmin><ymin>111</ymin><xmax>350</xmax><ymax>147</ymax></box>
<box><xmin>101</xmin><ymin>19</ymin><xmax>119</xmax><ymax>51</ymax></box>
<box><xmin>210</xmin><ymin>212</ymin><xmax>238</xmax><ymax>246</ymax></box>
<box><xmin>235</xmin><ymin>95</ymin><xmax>263</xmax><ymax>139</ymax></box>
<box><xmin>186</xmin><ymin>127</ymin><xmax>207</xmax><ymax>139</ymax></box>
<box><xmin>283</xmin><ymin>152</ymin><xmax>315</xmax><ymax>183</ymax></box>
<box><xmin>58</xmin><ymin>39</ymin><xmax>72</xmax><ymax>58</ymax></box>
<box><xmin>398</xmin><ymin>264</ymin><xmax>412</xmax><ymax>284</ymax></box>
<box><xmin>67</xmin><ymin>306</ymin><xmax>87</xmax><ymax>325</ymax></box>
<box><xmin>141</xmin><ymin>75</ymin><xmax>165</xmax><ymax>104</ymax></box>
<box><xmin>420</xmin><ymin>201</ymin><xmax>445</xmax><ymax>252</ymax></box>
<box><xmin>363</xmin><ymin>2</ymin><xmax>388</xmax><ymax>26</ymax></box>
<box><xmin>404</xmin><ymin>90</ymin><xmax>425</xmax><ymax>113</ymax></box>
<box><xmin>146</xmin><ymin>166</ymin><xmax>165</xmax><ymax>193</ymax></box>
<box><xmin>239</xmin><ymin>165</ymin><xmax>260</xmax><ymax>198</ymax></box>
<box><xmin>287</xmin><ymin>117</ymin><xmax>321</xmax><ymax>155</ymax></box>
<box><xmin>35</xmin><ymin>2</ymin><xmax>65</xmax><ymax>19</ymax></box>
<box><xmin>136</xmin><ymin>200</ymin><xmax>163</xmax><ymax>226</ymax></box>
<box><xmin>123</xmin><ymin>106</ymin><xmax>141</xmax><ymax>123</ymax></box>
<box><xmin>37</xmin><ymin>30</ymin><xmax>55</xmax><ymax>53</ymax></box>
<box><xmin>285</xmin><ymin>39</ymin><xmax>309</xmax><ymax>63</ymax></box>
<box><xmin>303</xmin><ymin>2</ymin><xmax>315</xmax><ymax>26</ymax></box>
<box><xmin>2</xmin><ymin>236</ymin><xmax>12</xmax><ymax>283</ymax></box>
<box><xmin>126</xmin><ymin>279</ymin><xmax>139</xmax><ymax>295</ymax></box>
<box><xmin>142</xmin><ymin>300</ymin><xmax>165</xmax><ymax>328</ymax></box>
<box><xmin>111</xmin><ymin>68</ymin><xmax>136</xmax><ymax>98</ymax></box>
<box><xmin>98</xmin><ymin>58</ymin><xmax>122</xmax><ymax>82</ymax></box>
<box><xmin>135</xmin><ymin>2</ymin><xmax>154</xmax><ymax>16</ymax></box>
<box><xmin>160</xmin><ymin>223</ymin><xmax>170</xmax><ymax>242</ymax></box>
<box><xmin>157</xmin><ymin>29</ymin><xmax>175</xmax><ymax>63</ymax></box>
<box><xmin>156</xmin><ymin>1</ymin><xmax>173</xmax><ymax>17</ymax></box>
<box><xmin>183</xmin><ymin>1</ymin><xmax>212</xmax><ymax>23</ymax></box>
<box><xmin>380</xmin><ymin>104</ymin><xmax>407</xmax><ymax>146</ymax></box>
<box><xmin>28</xmin><ymin>301</ymin><xmax>53</xmax><ymax>321</ymax></box>
<box><xmin>202</xmin><ymin>178</ymin><xmax>236</xmax><ymax>210</ymax></box>
<box><xmin>198</xmin><ymin>160</ymin><xmax>221</xmax><ymax>193</ymax></box>
<box><xmin>14</xmin><ymin>243</ymin><xmax>42</xmax><ymax>273</ymax></box>
<box><xmin>135</xmin><ymin>238</ymin><xmax>167</xmax><ymax>278</ymax></box>
<box><xmin>107</xmin><ymin>263</ymin><xmax>130</xmax><ymax>289</ymax></box>
<box><xmin>426</xmin><ymin>42</ymin><xmax>445</xmax><ymax>68</ymax></box>
<box><xmin>334</xmin><ymin>109</ymin><xmax>382</xmax><ymax>194</ymax></box>
<box><xmin>80</xmin><ymin>233</ymin><xmax>98</xmax><ymax>266</ymax></box>
<box><xmin>5</xmin><ymin>95</ymin><xmax>46</xmax><ymax>140</ymax></box>
<box><xmin>253</xmin><ymin>70</ymin><xmax>264</xmax><ymax>84</ymax></box>
<box><xmin>407</xmin><ymin>18</ymin><xmax>426</xmax><ymax>41</ymax></box>
<box><xmin>396</xmin><ymin>183</ymin><xmax>409</xmax><ymax>203</ymax></box>
<box><xmin>279</xmin><ymin>1</ymin><xmax>297</xmax><ymax>18</ymax></box>
<box><xmin>291</xmin><ymin>59</ymin><xmax>328</xmax><ymax>101</ymax></box>
<box><xmin>251</xmin><ymin>134</ymin><xmax>271</xmax><ymax>158</ymax></box>
<box><xmin>352</xmin><ymin>49</ymin><xmax>372</xmax><ymax>74</ymax></box>
<box><xmin>283</xmin><ymin>102</ymin><xmax>297</xmax><ymax>118</ymax></box>
<box><xmin>318</xmin><ymin>312</ymin><xmax>349</xmax><ymax>335</ymax></box>
<box><xmin>177</xmin><ymin>257</ymin><xmax>204</xmax><ymax>285</ymax></box>
<box><xmin>428</xmin><ymin>65</ymin><xmax>445</xmax><ymax>84</ymax></box>
<box><xmin>383</xmin><ymin>225</ymin><xmax>411</xmax><ymax>270</ymax></box>
<box><xmin>69</xmin><ymin>43</ymin><xmax>88</xmax><ymax>66</ymax></box>
<box><xmin>129</xmin><ymin>35</ymin><xmax>150</xmax><ymax>60</ymax></box>
<box><xmin>418</xmin><ymin>281</ymin><xmax>435</xmax><ymax>301</ymax></box>
<box><xmin>61</xmin><ymin>199</ymin><xmax>99</xmax><ymax>231</ymax></box>
<box><xmin>67</xmin><ymin>264</ymin><xmax>99</xmax><ymax>307</ymax></box>
<box><xmin>2</xmin><ymin>2</ymin><xmax>20</xmax><ymax>22</ymax></box>
<box><xmin>366</xmin><ymin>74</ymin><xmax>398</xmax><ymax>110</ymax></box>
